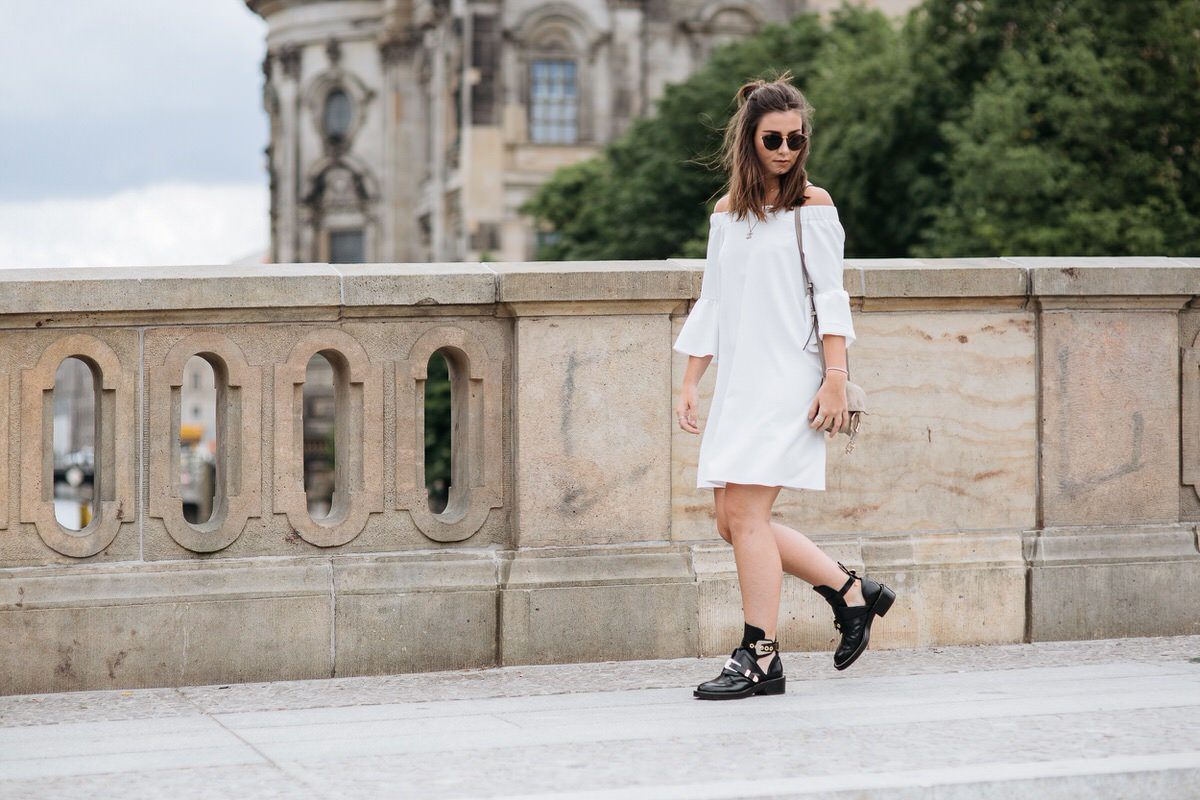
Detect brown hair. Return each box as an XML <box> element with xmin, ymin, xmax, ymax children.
<box><xmin>716</xmin><ymin>70</ymin><xmax>814</xmax><ymax>224</ymax></box>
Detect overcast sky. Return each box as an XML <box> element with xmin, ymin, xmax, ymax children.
<box><xmin>0</xmin><ymin>1</ymin><xmax>270</xmax><ymax>266</ymax></box>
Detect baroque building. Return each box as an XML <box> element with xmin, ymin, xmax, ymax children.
<box><xmin>246</xmin><ymin>0</ymin><xmax>919</xmax><ymax>264</ymax></box>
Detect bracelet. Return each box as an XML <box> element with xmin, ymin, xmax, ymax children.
<box><xmin>825</xmin><ymin>367</ymin><xmax>848</xmax><ymax>375</ymax></box>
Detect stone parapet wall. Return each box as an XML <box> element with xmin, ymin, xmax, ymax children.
<box><xmin>1</xmin><ymin>256</ymin><xmax>1197</xmax><ymax>693</ymax></box>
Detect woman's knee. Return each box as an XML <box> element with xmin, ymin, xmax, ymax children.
<box><xmin>726</xmin><ymin>514</ymin><xmax>765</xmax><ymax>541</ymax></box>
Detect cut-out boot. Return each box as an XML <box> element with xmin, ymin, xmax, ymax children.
<box><xmin>812</xmin><ymin>560</ymin><xmax>896</xmax><ymax>670</ymax></box>
<box><xmin>694</xmin><ymin>638</ymin><xmax>785</xmax><ymax>700</ymax></box>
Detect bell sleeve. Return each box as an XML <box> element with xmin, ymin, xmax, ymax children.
<box><xmin>802</xmin><ymin>211</ymin><xmax>857</xmax><ymax>353</ymax></box>
<box><xmin>673</xmin><ymin>214</ymin><xmax>725</xmax><ymax>362</ymax></box>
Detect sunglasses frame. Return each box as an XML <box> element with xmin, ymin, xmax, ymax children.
<box><xmin>760</xmin><ymin>132</ymin><xmax>808</xmax><ymax>151</ymax></box>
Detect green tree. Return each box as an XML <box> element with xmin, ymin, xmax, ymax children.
<box><xmin>915</xmin><ymin>1</ymin><xmax>1200</xmax><ymax>256</ymax></box>
<box><xmin>521</xmin><ymin>0</ymin><xmax>1200</xmax><ymax>259</ymax></box>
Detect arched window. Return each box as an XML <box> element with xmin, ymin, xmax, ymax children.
<box><xmin>323</xmin><ymin>88</ymin><xmax>353</xmax><ymax>144</ymax></box>
<box><xmin>529</xmin><ymin>58</ymin><xmax>578</xmax><ymax>144</ymax></box>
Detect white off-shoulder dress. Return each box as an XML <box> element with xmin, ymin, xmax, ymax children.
<box><xmin>673</xmin><ymin>193</ymin><xmax>857</xmax><ymax>491</ymax></box>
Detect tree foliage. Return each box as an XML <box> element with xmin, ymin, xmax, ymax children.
<box><xmin>521</xmin><ymin>0</ymin><xmax>1200</xmax><ymax>259</ymax></box>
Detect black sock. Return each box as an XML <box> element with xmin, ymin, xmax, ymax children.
<box><xmin>741</xmin><ymin>622</ymin><xmax>768</xmax><ymax>650</ymax></box>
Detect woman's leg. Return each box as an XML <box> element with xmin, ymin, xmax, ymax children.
<box><xmin>713</xmin><ymin>490</ymin><xmax>863</xmax><ymax>606</ymax></box>
<box><xmin>720</xmin><ymin>482</ymin><xmax>783</xmax><ymax>672</ymax></box>
<box><xmin>770</xmin><ymin>521</ymin><xmax>865</xmax><ymax>606</ymax></box>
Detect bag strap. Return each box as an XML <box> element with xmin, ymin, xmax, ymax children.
<box><xmin>794</xmin><ymin>205</ymin><xmax>852</xmax><ymax>379</ymax></box>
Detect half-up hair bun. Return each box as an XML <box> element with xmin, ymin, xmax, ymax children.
<box><xmin>735</xmin><ymin>80</ymin><xmax>765</xmax><ymax>108</ymax></box>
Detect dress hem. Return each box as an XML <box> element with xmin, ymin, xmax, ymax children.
<box><xmin>698</xmin><ymin>480</ymin><xmax>825</xmax><ymax>491</ymax></box>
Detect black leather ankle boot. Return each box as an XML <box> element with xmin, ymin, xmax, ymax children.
<box><xmin>694</xmin><ymin>638</ymin><xmax>785</xmax><ymax>700</ymax></box>
<box><xmin>813</xmin><ymin>561</ymin><xmax>896</xmax><ymax>670</ymax></box>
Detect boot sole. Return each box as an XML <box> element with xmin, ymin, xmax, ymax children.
<box><xmin>694</xmin><ymin>675</ymin><xmax>786</xmax><ymax>700</ymax></box>
<box><xmin>834</xmin><ymin>583</ymin><xmax>896</xmax><ymax>671</ymax></box>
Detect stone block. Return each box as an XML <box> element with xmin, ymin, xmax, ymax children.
<box><xmin>0</xmin><ymin>264</ymin><xmax>341</xmax><ymax>320</ymax></box>
<box><xmin>337</xmin><ymin>262</ymin><xmax>497</xmax><ymax>310</ymax></box>
<box><xmin>511</xmin><ymin>314</ymin><xmax>671</xmax><ymax>546</ymax></box>
<box><xmin>1019</xmin><ymin>256</ymin><xmax>1200</xmax><ymax>297</ymax></box>
<box><xmin>1040</xmin><ymin>310</ymin><xmax>1179</xmax><ymax>526</ymax></box>
<box><xmin>493</xmin><ymin>261</ymin><xmax>692</xmax><ymax>304</ymax></box>
<box><xmin>332</xmin><ymin>553</ymin><xmax>498</xmax><ymax>675</ymax></box>
<box><xmin>335</xmin><ymin>592</ymin><xmax>496</xmax><ymax>676</ymax></box>
<box><xmin>499</xmin><ymin>547</ymin><xmax>697</xmax><ymax>664</ymax></box>
<box><xmin>0</xmin><ymin>560</ymin><xmax>332</xmax><ymax>694</ymax></box>
<box><xmin>859</xmin><ymin>258</ymin><xmax>1026</xmax><ymax>301</ymax></box>
<box><xmin>1027</xmin><ymin>525</ymin><xmax>1200</xmax><ymax>640</ymax></box>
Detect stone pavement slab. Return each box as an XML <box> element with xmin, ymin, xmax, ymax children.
<box><xmin>1</xmin><ymin>635</ymin><xmax>1198</xmax><ymax>798</ymax></box>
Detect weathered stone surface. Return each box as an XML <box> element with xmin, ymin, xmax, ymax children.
<box><xmin>335</xmin><ymin>591</ymin><xmax>496</xmax><ymax>676</ymax></box>
<box><xmin>499</xmin><ymin>546</ymin><xmax>697</xmax><ymax>665</ymax></box>
<box><xmin>493</xmin><ymin>261</ymin><xmax>693</xmax><ymax>303</ymax></box>
<box><xmin>511</xmin><ymin>314</ymin><xmax>671</xmax><ymax>546</ymax></box>
<box><xmin>1040</xmin><ymin>309</ymin><xmax>1179</xmax><ymax>526</ymax></box>
<box><xmin>501</xmin><ymin>582</ymin><xmax>699</xmax><ymax>665</ymax></box>
<box><xmin>332</xmin><ymin>552</ymin><xmax>497</xmax><ymax>675</ymax></box>
<box><xmin>1181</xmin><ymin>309</ymin><xmax>1200</xmax><ymax>518</ymax></box>
<box><xmin>0</xmin><ymin>560</ymin><xmax>332</xmax><ymax>694</ymax></box>
<box><xmin>1021</xmin><ymin>256</ymin><xmax>1200</xmax><ymax>297</ymax></box>
<box><xmin>0</xmin><ymin>264</ymin><xmax>341</xmax><ymax>318</ymax></box>
<box><xmin>1027</xmin><ymin>525</ymin><xmax>1200</xmax><ymax>641</ymax></box>
<box><xmin>859</xmin><ymin>258</ymin><xmax>1025</xmax><ymax>300</ymax></box>
<box><xmin>0</xmin><ymin>369</ymin><xmax>7</xmax><ymax>532</ymax></box>
<box><xmin>338</xmin><ymin>262</ymin><xmax>497</xmax><ymax>309</ymax></box>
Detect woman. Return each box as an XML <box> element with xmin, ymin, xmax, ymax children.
<box><xmin>674</xmin><ymin>73</ymin><xmax>897</xmax><ymax>700</ymax></box>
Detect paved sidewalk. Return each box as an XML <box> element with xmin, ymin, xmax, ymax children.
<box><xmin>2</xmin><ymin>635</ymin><xmax>1199</xmax><ymax>799</ymax></box>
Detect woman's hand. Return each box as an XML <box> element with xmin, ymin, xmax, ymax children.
<box><xmin>808</xmin><ymin>371</ymin><xmax>848</xmax><ymax>438</ymax></box>
<box><xmin>676</xmin><ymin>383</ymin><xmax>701</xmax><ymax>434</ymax></box>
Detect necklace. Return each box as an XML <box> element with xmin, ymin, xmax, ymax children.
<box><xmin>745</xmin><ymin>203</ymin><xmax>779</xmax><ymax>239</ymax></box>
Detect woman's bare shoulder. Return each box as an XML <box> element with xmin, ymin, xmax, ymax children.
<box><xmin>714</xmin><ymin>194</ymin><xmax>731</xmax><ymax>213</ymax></box>
<box><xmin>804</xmin><ymin>185</ymin><xmax>835</xmax><ymax>206</ymax></box>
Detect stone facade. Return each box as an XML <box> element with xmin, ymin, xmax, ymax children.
<box><xmin>244</xmin><ymin>0</ymin><xmax>921</xmax><ymax>265</ymax></box>
<box><xmin>0</xmin><ymin>255</ymin><xmax>1196</xmax><ymax>694</ymax></box>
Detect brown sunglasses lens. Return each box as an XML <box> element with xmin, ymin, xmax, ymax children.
<box><xmin>762</xmin><ymin>133</ymin><xmax>807</xmax><ymax>151</ymax></box>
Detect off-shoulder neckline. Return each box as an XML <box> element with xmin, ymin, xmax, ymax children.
<box><xmin>710</xmin><ymin>204</ymin><xmax>838</xmax><ymax>220</ymax></box>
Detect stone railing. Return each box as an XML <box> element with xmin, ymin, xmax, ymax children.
<box><xmin>1</xmin><ymin>256</ymin><xmax>1198</xmax><ymax>694</ymax></box>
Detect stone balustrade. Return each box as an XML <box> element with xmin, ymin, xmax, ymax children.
<box><xmin>1</xmin><ymin>256</ymin><xmax>1198</xmax><ymax>694</ymax></box>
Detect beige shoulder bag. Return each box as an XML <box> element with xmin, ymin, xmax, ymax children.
<box><xmin>794</xmin><ymin>208</ymin><xmax>868</xmax><ymax>454</ymax></box>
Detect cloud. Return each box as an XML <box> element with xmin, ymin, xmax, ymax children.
<box><xmin>0</xmin><ymin>0</ymin><xmax>267</xmax><ymax>201</ymax></box>
<box><xmin>0</xmin><ymin>183</ymin><xmax>269</xmax><ymax>268</ymax></box>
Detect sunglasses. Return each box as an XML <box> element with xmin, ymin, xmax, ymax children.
<box><xmin>761</xmin><ymin>132</ymin><xmax>808</xmax><ymax>151</ymax></box>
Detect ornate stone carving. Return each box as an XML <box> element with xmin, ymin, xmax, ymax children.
<box><xmin>20</xmin><ymin>335</ymin><xmax>134</xmax><ymax>558</ymax></box>
<box><xmin>274</xmin><ymin>329</ymin><xmax>384</xmax><ymax>547</ymax></box>
<box><xmin>1183</xmin><ymin>329</ymin><xmax>1200</xmax><ymax>501</ymax></box>
<box><xmin>303</xmin><ymin>67</ymin><xmax>376</xmax><ymax>149</ymax></box>
<box><xmin>279</xmin><ymin>44</ymin><xmax>302</xmax><ymax>80</ymax></box>
<box><xmin>396</xmin><ymin>326</ymin><xmax>503</xmax><ymax>542</ymax></box>
<box><xmin>323</xmin><ymin>166</ymin><xmax>361</xmax><ymax>209</ymax></box>
<box><xmin>380</xmin><ymin>33</ymin><xmax>419</xmax><ymax>65</ymax></box>
<box><xmin>148</xmin><ymin>333</ymin><xmax>263</xmax><ymax>553</ymax></box>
